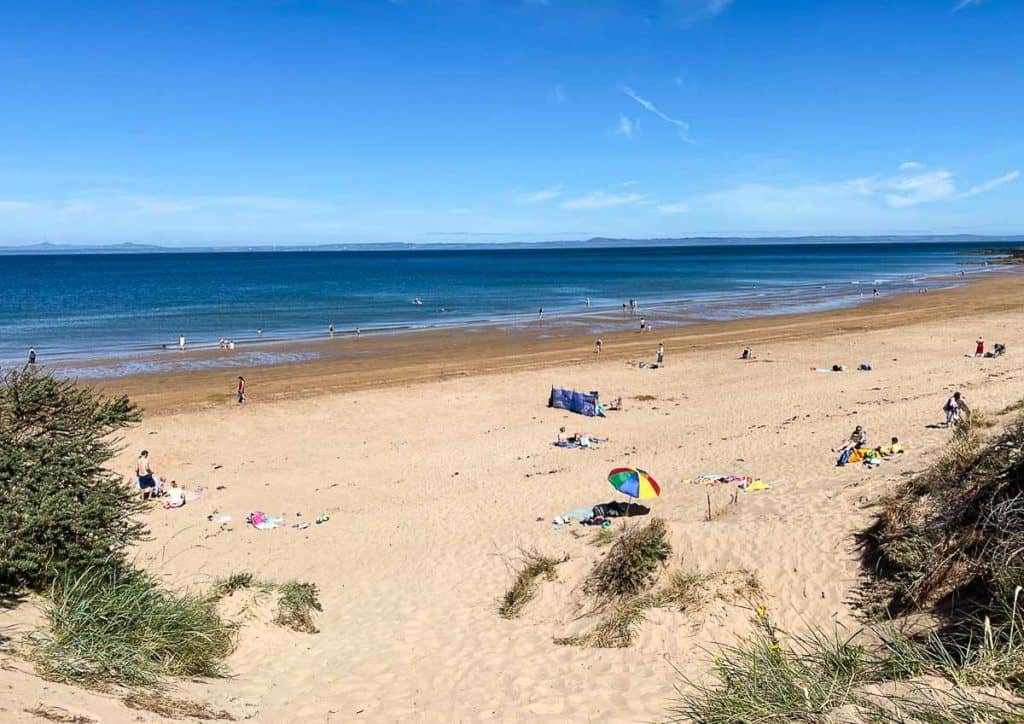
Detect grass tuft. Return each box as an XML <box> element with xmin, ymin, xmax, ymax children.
<box><xmin>273</xmin><ymin>581</ymin><xmax>323</xmax><ymax>634</ymax></box>
<box><xmin>122</xmin><ymin>691</ymin><xmax>235</xmax><ymax>720</ymax></box>
<box><xmin>31</xmin><ymin>566</ymin><xmax>235</xmax><ymax>687</ymax></box>
<box><xmin>590</xmin><ymin>526</ymin><xmax>619</xmax><ymax>547</ymax></box>
<box><xmin>554</xmin><ymin>597</ymin><xmax>649</xmax><ymax>648</ymax></box>
<box><xmin>585</xmin><ymin>518</ymin><xmax>671</xmax><ymax>598</ymax></box>
<box><xmin>23</xmin><ymin>706</ymin><xmax>95</xmax><ymax>723</ymax></box>
<box><xmin>498</xmin><ymin>551</ymin><xmax>567</xmax><ymax>619</ymax></box>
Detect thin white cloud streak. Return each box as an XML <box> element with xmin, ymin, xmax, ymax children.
<box><xmin>520</xmin><ymin>186</ymin><xmax>563</xmax><ymax>203</ymax></box>
<box><xmin>899</xmin><ymin>161</ymin><xmax>926</xmax><ymax>171</ymax></box>
<box><xmin>0</xmin><ymin>201</ymin><xmax>36</xmax><ymax>212</ymax></box>
<box><xmin>616</xmin><ymin>115</ymin><xmax>635</xmax><ymax>138</ymax></box>
<box><xmin>561</xmin><ymin>191</ymin><xmax>646</xmax><ymax>210</ymax></box>
<box><xmin>622</xmin><ymin>87</ymin><xmax>692</xmax><ymax>142</ymax></box>
<box><xmin>657</xmin><ymin>201</ymin><xmax>690</xmax><ymax>214</ymax></box>
<box><xmin>962</xmin><ymin>170</ymin><xmax>1019</xmax><ymax>198</ymax></box>
<box><xmin>954</xmin><ymin>0</ymin><xmax>984</xmax><ymax>11</ymax></box>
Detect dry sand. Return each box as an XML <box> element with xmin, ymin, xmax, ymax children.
<box><xmin>3</xmin><ymin>274</ymin><xmax>1024</xmax><ymax>723</ymax></box>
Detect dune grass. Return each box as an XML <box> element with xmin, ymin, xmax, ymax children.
<box><xmin>31</xmin><ymin>566</ymin><xmax>235</xmax><ymax>687</ymax></box>
<box><xmin>206</xmin><ymin>571</ymin><xmax>322</xmax><ymax>633</ymax></box>
<box><xmin>274</xmin><ymin>581</ymin><xmax>323</xmax><ymax>634</ymax></box>
<box><xmin>585</xmin><ymin>518</ymin><xmax>671</xmax><ymax>598</ymax></box>
<box><xmin>498</xmin><ymin>551</ymin><xmax>567</xmax><ymax>619</ymax></box>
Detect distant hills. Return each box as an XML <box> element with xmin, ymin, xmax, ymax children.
<box><xmin>1</xmin><ymin>235</ymin><xmax>1022</xmax><ymax>255</ymax></box>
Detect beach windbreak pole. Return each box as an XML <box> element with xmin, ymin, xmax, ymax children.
<box><xmin>607</xmin><ymin>467</ymin><xmax>661</xmax><ymax>516</ymax></box>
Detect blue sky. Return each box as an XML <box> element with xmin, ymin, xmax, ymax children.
<box><xmin>0</xmin><ymin>0</ymin><xmax>1021</xmax><ymax>245</ymax></box>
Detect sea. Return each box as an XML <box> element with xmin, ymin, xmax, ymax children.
<box><xmin>0</xmin><ymin>239</ymin><xmax>1016</xmax><ymax>377</ymax></box>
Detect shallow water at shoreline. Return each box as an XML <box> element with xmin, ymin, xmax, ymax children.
<box><xmin>1</xmin><ymin>241</ymin><xmax>1015</xmax><ymax>375</ymax></box>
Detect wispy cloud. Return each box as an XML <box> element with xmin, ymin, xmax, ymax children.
<box><xmin>953</xmin><ymin>0</ymin><xmax>985</xmax><ymax>11</ymax></box>
<box><xmin>657</xmin><ymin>201</ymin><xmax>690</xmax><ymax>214</ymax></box>
<box><xmin>549</xmin><ymin>84</ymin><xmax>566</xmax><ymax>104</ymax></box>
<box><xmin>616</xmin><ymin>115</ymin><xmax>635</xmax><ymax>139</ymax></box>
<box><xmin>623</xmin><ymin>86</ymin><xmax>692</xmax><ymax>142</ymax></box>
<box><xmin>0</xmin><ymin>200</ymin><xmax>36</xmax><ymax>213</ymax></box>
<box><xmin>664</xmin><ymin>0</ymin><xmax>736</xmax><ymax>25</ymax></box>
<box><xmin>519</xmin><ymin>186</ymin><xmax>563</xmax><ymax>203</ymax></box>
<box><xmin>962</xmin><ymin>170</ymin><xmax>1020</xmax><ymax>198</ymax></box>
<box><xmin>899</xmin><ymin>161</ymin><xmax>926</xmax><ymax>171</ymax></box>
<box><xmin>561</xmin><ymin>191</ymin><xmax>646</xmax><ymax>210</ymax></box>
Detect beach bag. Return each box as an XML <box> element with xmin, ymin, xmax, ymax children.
<box><xmin>837</xmin><ymin>449</ymin><xmax>853</xmax><ymax>466</ymax></box>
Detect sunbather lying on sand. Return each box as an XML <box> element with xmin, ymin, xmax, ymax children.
<box><xmin>877</xmin><ymin>437</ymin><xmax>904</xmax><ymax>457</ymax></box>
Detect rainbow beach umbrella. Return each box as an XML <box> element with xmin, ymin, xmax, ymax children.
<box><xmin>607</xmin><ymin>467</ymin><xmax>661</xmax><ymax>500</ymax></box>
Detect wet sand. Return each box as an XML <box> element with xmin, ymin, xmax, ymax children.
<box><xmin>87</xmin><ymin>273</ymin><xmax>1024</xmax><ymax>415</ymax></box>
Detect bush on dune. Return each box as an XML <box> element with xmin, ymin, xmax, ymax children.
<box><xmin>0</xmin><ymin>367</ymin><xmax>144</xmax><ymax>593</ymax></box>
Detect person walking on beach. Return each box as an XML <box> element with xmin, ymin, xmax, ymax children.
<box><xmin>538</xmin><ymin>308</ymin><xmax>544</xmax><ymax>320</ymax></box>
<box><xmin>595</xmin><ymin>338</ymin><xmax>603</xmax><ymax>354</ymax></box>
<box><xmin>236</xmin><ymin>376</ymin><xmax>246</xmax><ymax>404</ymax></box>
<box><xmin>975</xmin><ymin>338</ymin><xmax>985</xmax><ymax>357</ymax></box>
<box><xmin>656</xmin><ymin>343</ymin><xmax>665</xmax><ymax>366</ymax></box>
<box><xmin>639</xmin><ymin>317</ymin><xmax>646</xmax><ymax>331</ymax></box>
<box><xmin>178</xmin><ymin>334</ymin><xmax>186</xmax><ymax>350</ymax></box>
<box><xmin>329</xmin><ymin>322</ymin><xmax>335</xmax><ymax>338</ymax></box>
<box><xmin>257</xmin><ymin>328</ymin><xmax>262</xmax><ymax>338</ymax></box>
<box><xmin>27</xmin><ymin>347</ymin><xmax>36</xmax><ymax>365</ymax></box>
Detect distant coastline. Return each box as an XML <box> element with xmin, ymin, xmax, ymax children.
<box><xmin>2</xmin><ymin>234</ymin><xmax>1024</xmax><ymax>255</ymax></box>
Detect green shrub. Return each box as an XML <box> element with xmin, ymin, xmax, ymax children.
<box><xmin>31</xmin><ymin>565</ymin><xmax>235</xmax><ymax>686</ymax></box>
<box><xmin>585</xmin><ymin>518</ymin><xmax>670</xmax><ymax>597</ymax></box>
<box><xmin>0</xmin><ymin>367</ymin><xmax>144</xmax><ymax>592</ymax></box>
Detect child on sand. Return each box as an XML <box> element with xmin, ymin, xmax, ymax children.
<box><xmin>975</xmin><ymin>338</ymin><xmax>985</xmax><ymax>357</ymax></box>
<box><xmin>237</xmin><ymin>376</ymin><xmax>246</xmax><ymax>404</ymax></box>
<box><xmin>595</xmin><ymin>338</ymin><xmax>602</xmax><ymax>354</ymax></box>
<box><xmin>165</xmin><ymin>480</ymin><xmax>186</xmax><ymax>508</ymax></box>
<box><xmin>656</xmin><ymin>343</ymin><xmax>665</xmax><ymax>366</ymax></box>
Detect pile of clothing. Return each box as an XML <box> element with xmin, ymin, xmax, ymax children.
<box><xmin>552</xmin><ymin>500</ymin><xmax>650</xmax><ymax>527</ymax></box>
<box><xmin>684</xmin><ymin>474</ymin><xmax>773</xmax><ymax>492</ymax></box>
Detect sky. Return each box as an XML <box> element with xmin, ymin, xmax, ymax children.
<box><xmin>0</xmin><ymin>0</ymin><xmax>1022</xmax><ymax>245</ymax></box>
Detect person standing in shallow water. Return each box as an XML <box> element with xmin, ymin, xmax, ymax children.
<box><xmin>329</xmin><ymin>322</ymin><xmax>335</xmax><ymax>338</ymax></box>
<box><xmin>27</xmin><ymin>347</ymin><xmax>36</xmax><ymax>365</ymax></box>
<box><xmin>236</xmin><ymin>376</ymin><xmax>246</xmax><ymax>404</ymax></box>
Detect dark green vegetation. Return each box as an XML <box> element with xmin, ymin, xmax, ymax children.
<box><xmin>0</xmin><ymin>367</ymin><xmax>143</xmax><ymax>592</ymax></box>
<box><xmin>0</xmin><ymin>369</ymin><xmax>322</xmax><ymax>697</ymax></box>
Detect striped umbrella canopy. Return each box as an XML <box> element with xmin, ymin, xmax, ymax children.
<box><xmin>607</xmin><ymin>467</ymin><xmax>661</xmax><ymax>500</ymax></box>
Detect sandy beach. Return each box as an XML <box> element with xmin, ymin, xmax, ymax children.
<box><xmin>3</xmin><ymin>273</ymin><xmax>1024</xmax><ymax>723</ymax></box>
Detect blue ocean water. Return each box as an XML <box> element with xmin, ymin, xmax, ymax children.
<box><xmin>0</xmin><ymin>241</ymin><xmax>1014</xmax><ymax>369</ymax></box>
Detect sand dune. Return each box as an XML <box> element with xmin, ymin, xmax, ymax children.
<box><xmin>3</xmin><ymin>277</ymin><xmax>1024</xmax><ymax>722</ymax></box>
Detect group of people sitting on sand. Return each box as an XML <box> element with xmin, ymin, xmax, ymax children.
<box><xmin>218</xmin><ymin>338</ymin><xmax>237</xmax><ymax>350</ymax></box>
<box><xmin>833</xmin><ymin>426</ymin><xmax>904</xmax><ymax>467</ymax></box>
<box><xmin>135</xmin><ymin>450</ymin><xmax>188</xmax><ymax>507</ymax></box>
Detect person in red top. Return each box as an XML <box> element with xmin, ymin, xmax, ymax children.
<box><xmin>237</xmin><ymin>376</ymin><xmax>246</xmax><ymax>404</ymax></box>
<box><xmin>975</xmin><ymin>338</ymin><xmax>985</xmax><ymax>357</ymax></box>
